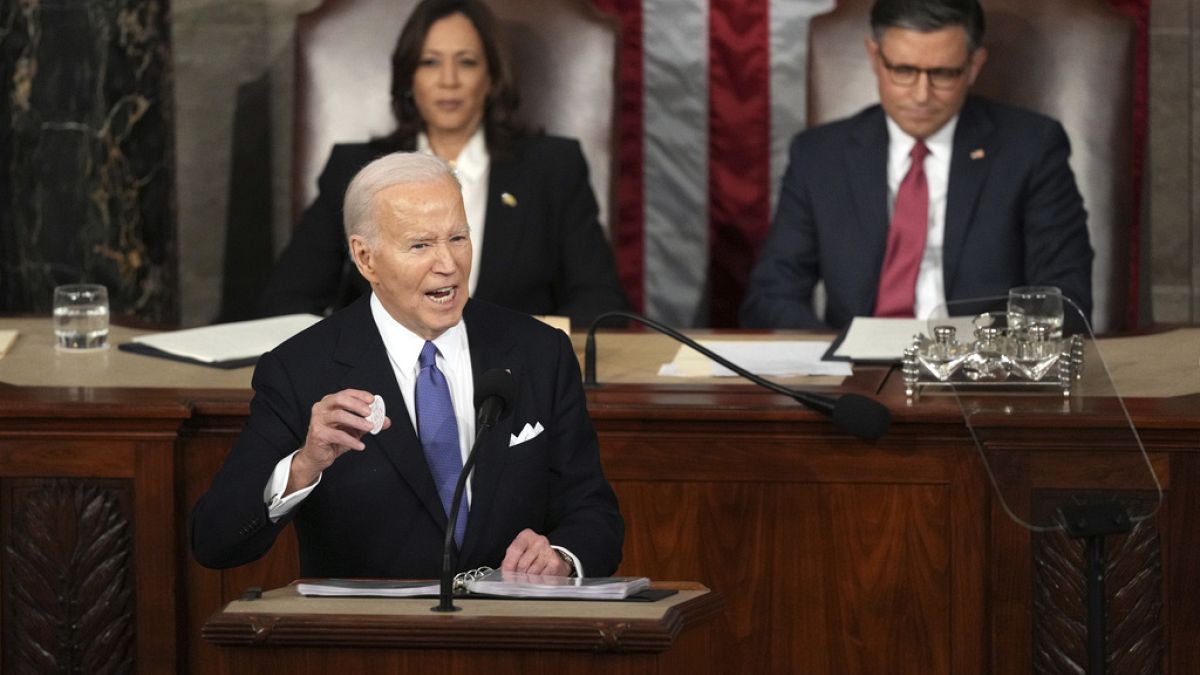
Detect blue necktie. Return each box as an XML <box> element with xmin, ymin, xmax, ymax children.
<box><xmin>415</xmin><ymin>341</ymin><xmax>466</xmax><ymax>548</ymax></box>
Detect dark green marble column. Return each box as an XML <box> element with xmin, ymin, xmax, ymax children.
<box><xmin>1</xmin><ymin>0</ymin><xmax>177</xmax><ymax>324</ymax></box>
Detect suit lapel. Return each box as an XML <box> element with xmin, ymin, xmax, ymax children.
<box><xmin>474</xmin><ymin>154</ymin><xmax>525</xmax><ymax>304</ymax></box>
<box><xmin>457</xmin><ymin>301</ymin><xmax>520</xmax><ymax>560</ymax></box>
<box><xmin>944</xmin><ymin>98</ymin><xmax>995</xmax><ymax>294</ymax></box>
<box><xmin>332</xmin><ymin>299</ymin><xmax>449</xmax><ymax>533</ymax></box>
<box><xmin>847</xmin><ymin>109</ymin><xmax>891</xmax><ymax>315</ymax></box>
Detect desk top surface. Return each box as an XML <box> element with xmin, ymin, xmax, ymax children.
<box><xmin>0</xmin><ymin>318</ymin><xmax>864</xmax><ymax>391</ymax></box>
<box><xmin>1</xmin><ymin>318</ymin><xmax>1196</xmax><ymax>422</ymax></box>
<box><xmin>0</xmin><ymin>318</ymin><xmax>255</xmax><ymax>390</ymax></box>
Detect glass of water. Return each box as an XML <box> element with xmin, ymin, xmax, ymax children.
<box><xmin>53</xmin><ymin>284</ymin><xmax>110</xmax><ymax>350</ymax></box>
<box><xmin>1007</xmin><ymin>286</ymin><xmax>1064</xmax><ymax>340</ymax></box>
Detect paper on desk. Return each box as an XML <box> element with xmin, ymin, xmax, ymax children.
<box><xmin>129</xmin><ymin>314</ymin><xmax>322</xmax><ymax>364</ymax></box>
<box><xmin>533</xmin><ymin>314</ymin><xmax>571</xmax><ymax>335</ymax></box>
<box><xmin>833</xmin><ymin>316</ymin><xmax>977</xmax><ymax>361</ymax></box>
<box><xmin>659</xmin><ymin>340</ymin><xmax>851</xmax><ymax>377</ymax></box>
<box><xmin>0</xmin><ymin>330</ymin><xmax>17</xmax><ymax>359</ymax></box>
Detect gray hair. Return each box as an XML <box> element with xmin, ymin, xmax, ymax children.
<box><xmin>870</xmin><ymin>0</ymin><xmax>985</xmax><ymax>53</ymax></box>
<box><xmin>342</xmin><ymin>152</ymin><xmax>460</xmax><ymax>247</ymax></box>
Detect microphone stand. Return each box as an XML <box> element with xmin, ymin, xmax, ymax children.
<box><xmin>432</xmin><ymin>404</ymin><xmax>503</xmax><ymax>613</ymax></box>
<box><xmin>583</xmin><ymin>310</ymin><xmax>890</xmax><ymax>440</ymax></box>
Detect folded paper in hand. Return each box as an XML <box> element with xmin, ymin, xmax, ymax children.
<box><xmin>121</xmin><ymin>314</ymin><xmax>322</xmax><ymax>368</ymax></box>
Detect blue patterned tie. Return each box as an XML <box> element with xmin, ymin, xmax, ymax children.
<box><xmin>415</xmin><ymin>341</ymin><xmax>466</xmax><ymax>548</ymax></box>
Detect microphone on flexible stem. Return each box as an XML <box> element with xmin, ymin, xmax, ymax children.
<box><xmin>584</xmin><ymin>311</ymin><xmax>891</xmax><ymax>442</ymax></box>
<box><xmin>433</xmin><ymin>368</ymin><xmax>516</xmax><ymax>612</ymax></box>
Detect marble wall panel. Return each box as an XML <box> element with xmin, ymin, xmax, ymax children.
<box><xmin>0</xmin><ymin>0</ymin><xmax>178</xmax><ymax>323</ymax></box>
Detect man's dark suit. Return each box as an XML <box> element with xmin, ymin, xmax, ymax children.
<box><xmin>260</xmin><ymin>135</ymin><xmax>628</xmax><ymax>326</ymax></box>
<box><xmin>191</xmin><ymin>297</ymin><xmax>624</xmax><ymax>578</ymax></box>
<box><xmin>740</xmin><ymin>96</ymin><xmax>1093</xmax><ymax>331</ymax></box>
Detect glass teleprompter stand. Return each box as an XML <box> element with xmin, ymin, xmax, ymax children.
<box><xmin>913</xmin><ymin>295</ymin><xmax>1163</xmax><ymax>674</ymax></box>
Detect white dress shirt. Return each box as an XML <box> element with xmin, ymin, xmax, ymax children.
<box><xmin>418</xmin><ymin>129</ymin><xmax>490</xmax><ymax>296</ymax></box>
<box><xmin>884</xmin><ymin>115</ymin><xmax>958</xmax><ymax>320</ymax></box>
<box><xmin>263</xmin><ymin>294</ymin><xmax>474</xmax><ymax>516</ymax></box>
<box><xmin>262</xmin><ymin>293</ymin><xmax>583</xmax><ymax>575</ymax></box>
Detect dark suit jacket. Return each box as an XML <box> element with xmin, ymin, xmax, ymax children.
<box><xmin>260</xmin><ymin>135</ymin><xmax>628</xmax><ymax>327</ymax></box>
<box><xmin>190</xmin><ymin>297</ymin><xmax>624</xmax><ymax>578</ymax></box>
<box><xmin>740</xmin><ymin>96</ymin><xmax>1093</xmax><ymax>331</ymax></box>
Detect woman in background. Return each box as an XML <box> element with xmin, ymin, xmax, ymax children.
<box><xmin>259</xmin><ymin>0</ymin><xmax>627</xmax><ymax>325</ymax></box>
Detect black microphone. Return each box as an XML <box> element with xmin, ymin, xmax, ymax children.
<box><xmin>433</xmin><ymin>369</ymin><xmax>516</xmax><ymax>612</ymax></box>
<box><xmin>584</xmin><ymin>311</ymin><xmax>890</xmax><ymax>442</ymax></box>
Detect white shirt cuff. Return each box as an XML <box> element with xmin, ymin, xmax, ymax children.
<box><xmin>551</xmin><ymin>545</ymin><xmax>584</xmax><ymax>578</ymax></box>
<box><xmin>264</xmin><ymin>449</ymin><xmax>321</xmax><ymax>522</ymax></box>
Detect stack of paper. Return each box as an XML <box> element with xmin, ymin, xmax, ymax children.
<box><xmin>832</xmin><ymin>316</ymin><xmax>979</xmax><ymax>362</ymax></box>
<box><xmin>294</xmin><ymin>578</ymin><xmax>439</xmax><ymax>598</ymax></box>
<box><xmin>121</xmin><ymin>314</ymin><xmax>322</xmax><ymax>368</ymax></box>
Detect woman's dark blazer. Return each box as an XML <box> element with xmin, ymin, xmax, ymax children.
<box><xmin>259</xmin><ymin>135</ymin><xmax>628</xmax><ymax>326</ymax></box>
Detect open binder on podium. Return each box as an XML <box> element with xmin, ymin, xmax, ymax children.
<box><xmin>912</xmin><ymin>294</ymin><xmax>1162</xmax><ymax>675</ymax></box>
<box><xmin>294</xmin><ymin>568</ymin><xmax>662</xmax><ymax>602</ymax></box>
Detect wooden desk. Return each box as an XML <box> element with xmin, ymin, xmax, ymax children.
<box><xmin>202</xmin><ymin>582</ymin><xmax>723</xmax><ymax>673</ymax></box>
<box><xmin>0</xmin><ymin>319</ymin><xmax>1197</xmax><ymax>674</ymax></box>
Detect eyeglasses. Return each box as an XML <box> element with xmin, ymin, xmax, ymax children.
<box><xmin>877</xmin><ymin>49</ymin><xmax>970</xmax><ymax>89</ymax></box>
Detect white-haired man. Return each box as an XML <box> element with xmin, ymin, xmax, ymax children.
<box><xmin>193</xmin><ymin>152</ymin><xmax>623</xmax><ymax>579</ymax></box>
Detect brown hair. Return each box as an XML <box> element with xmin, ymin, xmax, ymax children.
<box><xmin>376</xmin><ymin>0</ymin><xmax>524</xmax><ymax>159</ymax></box>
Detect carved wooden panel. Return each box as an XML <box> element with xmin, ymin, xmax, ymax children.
<box><xmin>1032</xmin><ymin>493</ymin><xmax>1163</xmax><ymax>675</ymax></box>
<box><xmin>1</xmin><ymin>478</ymin><xmax>135</xmax><ymax>675</ymax></box>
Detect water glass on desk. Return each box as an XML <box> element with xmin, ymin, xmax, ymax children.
<box><xmin>53</xmin><ymin>284</ymin><xmax>109</xmax><ymax>350</ymax></box>
<box><xmin>1006</xmin><ymin>286</ymin><xmax>1063</xmax><ymax>340</ymax></box>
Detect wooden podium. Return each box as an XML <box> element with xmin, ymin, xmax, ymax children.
<box><xmin>202</xmin><ymin>582</ymin><xmax>724</xmax><ymax>673</ymax></box>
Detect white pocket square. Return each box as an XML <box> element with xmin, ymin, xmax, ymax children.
<box><xmin>509</xmin><ymin>421</ymin><xmax>544</xmax><ymax>446</ymax></box>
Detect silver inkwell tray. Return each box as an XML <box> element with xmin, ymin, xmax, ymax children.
<box><xmin>901</xmin><ymin>290</ymin><xmax>1086</xmax><ymax>399</ymax></box>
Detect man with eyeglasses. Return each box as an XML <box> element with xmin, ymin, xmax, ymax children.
<box><xmin>741</xmin><ymin>0</ymin><xmax>1093</xmax><ymax>331</ymax></box>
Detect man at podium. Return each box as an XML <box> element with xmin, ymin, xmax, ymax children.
<box><xmin>191</xmin><ymin>152</ymin><xmax>623</xmax><ymax>580</ymax></box>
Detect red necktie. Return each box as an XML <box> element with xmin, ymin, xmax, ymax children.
<box><xmin>874</xmin><ymin>141</ymin><xmax>930</xmax><ymax>318</ymax></box>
